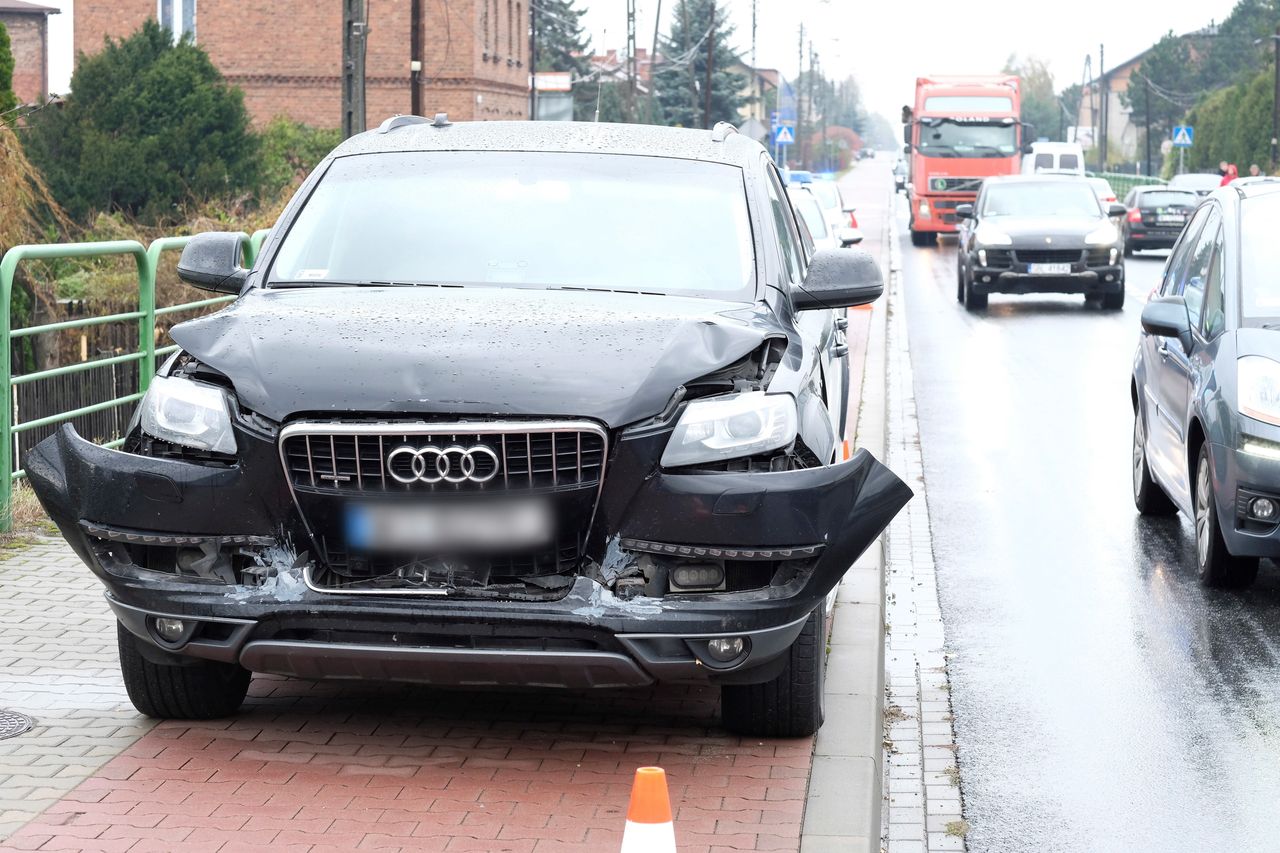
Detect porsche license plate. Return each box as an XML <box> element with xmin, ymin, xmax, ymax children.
<box><xmin>1028</xmin><ymin>263</ymin><xmax>1071</xmax><ymax>275</ymax></box>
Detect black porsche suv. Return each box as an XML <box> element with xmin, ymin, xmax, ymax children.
<box><xmin>28</xmin><ymin>117</ymin><xmax>911</xmax><ymax>737</ymax></box>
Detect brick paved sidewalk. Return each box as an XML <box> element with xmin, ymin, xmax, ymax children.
<box><xmin>0</xmin><ymin>541</ymin><xmax>813</xmax><ymax>852</ymax></box>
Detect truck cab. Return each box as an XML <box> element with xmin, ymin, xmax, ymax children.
<box><xmin>904</xmin><ymin>75</ymin><xmax>1030</xmax><ymax>246</ymax></box>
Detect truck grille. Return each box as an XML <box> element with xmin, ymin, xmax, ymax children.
<box><xmin>281</xmin><ymin>423</ymin><xmax>607</xmax><ymax>495</ymax></box>
<box><xmin>1014</xmin><ymin>249</ymin><xmax>1082</xmax><ymax>265</ymax></box>
<box><xmin>928</xmin><ymin>177</ymin><xmax>985</xmax><ymax>193</ymax></box>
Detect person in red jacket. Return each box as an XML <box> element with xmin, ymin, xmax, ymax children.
<box><xmin>1221</xmin><ymin>164</ymin><xmax>1240</xmax><ymax>185</ymax></box>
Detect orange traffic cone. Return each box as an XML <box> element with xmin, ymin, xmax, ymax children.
<box><xmin>620</xmin><ymin>766</ymin><xmax>677</xmax><ymax>853</ymax></box>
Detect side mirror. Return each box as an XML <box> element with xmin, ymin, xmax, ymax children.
<box><xmin>902</xmin><ymin>124</ymin><xmax>911</xmax><ymax>145</ymax></box>
<box><xmin>903</xmin><ymin>143</ymin><xmax>912</xmax><ymax>156</ymax></box>
<box><xmin>1108</xmin><ymin>202</ymin><xmax>1127</xmax><ymax>218</ymax></box>
<box><xmin>177</xmin><ymin>232</ymin><xmax>249</xmax><ymax>294</ymax></box>
<box><xmin>838</xmin><ymin>227</ymin><xmax>864</xmax><ymax>247</ymax></box>
<box><xmin>794</xmin><ymin>248</ymin><xmax>883</xmax><ymax>310</ymax></box>
<box><xmin>955</xmin><ymin>203</ymin><xmax>975</xmax><ymax>219</ymax></box>
<box><xmin>1141</xmin><ymin>296</ymin><xmax>1192</xmax><ymax>352</ymax></box>
<box><xmin>1020</xmin><ymin>124</ymin><xmax>1036</xmax><ymax>154</ymax></box>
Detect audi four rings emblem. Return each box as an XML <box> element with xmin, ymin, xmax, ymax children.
<box><xmin>387</xmin><ymin>444</ymin><xmax>500</xmax><ymax>484</ymax></box>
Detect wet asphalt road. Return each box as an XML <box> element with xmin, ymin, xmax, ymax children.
<box><xmin>896</xmin><ymin>189</ymin><xmax>1280</xmax><ymax>852</ymax></box>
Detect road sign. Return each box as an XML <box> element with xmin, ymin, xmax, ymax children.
<box><xmin>774</xmin><ymin>124</ymin><xmax>795</xmax><ymax>146</ymax></box>
<box><xmin>1172</xmin><ymin>126</ymin><xmax>1194</xmax><ymax>148</ymax></box>
<box><xmin>770</xmin><ymin>111</ymin><xmax>779</xmax><ymax>130</ymax></box>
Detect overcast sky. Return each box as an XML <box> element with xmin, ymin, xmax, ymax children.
<box><xmin>43</xmin><ymin>0</ymin><xmax>1243</xmax><ymax>123</ymax></box>
<box><xmin>579</xmin><ymin>0</ymin><xmax>1243</xmax><ymax>122</ymax></box>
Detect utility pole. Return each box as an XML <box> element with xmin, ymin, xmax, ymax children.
<box><xmin>1144</xmin><ymin>77</ymin><xmax>1152</xmax><ymax>177</ymax></box>
<box><xmin>647</xmin><ymin>0</ymin><xmax>663</xmax><ymax>123</ymax></box>
<box><xmin>703</xmin><ymin>0</ymin><xmax>715</xmax><ymax>128</ymax></box>
<box><xmin>410</xmin><ymin>0</ymin><xmax>422</xmax><ymax>116</ymax></box>
<box><xmin>529</xmin><ymin>1</ymin><xmax>537</xmax><ymax>119</ymax></box>
<box><xmin>751</xmin><ymin>0</ymin><xmax>758</xmax><ymax>121</ymax></box>
<box><xmin>683</xmin><ymin>1</ymin><xmax>697</xmax><ymax>126</ymax></box>
<box><xmin>1272</xmin><ymin>26</ymin><xmax>1280</xmax><ymax>173</ymax></box>
<box><xmin>794</xmin><ymin>23</ymin><xmax>804</xmax><ymax>169</ymax></box>
<box><xmin>341</xmin><ymin>0</ymin><xmax>367</xmax><ymax>138</ymax></box>
<box><xmin>806</xmin><ymin>41</ymin><xmax>815</xmax><ymax>169</ymax></box>
<box><xmin>626</xmin><ymin>0</ymin><xmax>637</xmax><ymax>119</ymax></box>
<box><xmin>818</xmin><ymin>57</ymin><xmax>827</xmax><ymax>171</ymax></box>
<box><xmin>1098</xmin><ymin>43</ymin><xmax>1108</xmax><ymax>170</ymax></box>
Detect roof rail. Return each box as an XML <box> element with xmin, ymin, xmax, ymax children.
<box><xmin>377</xmin><ymin>114</ymin><xmax>431</xmax><ymax>134</ymax></box>
<box><xmin>710</xmin><ymin>121</ymin><xmax>739</xmax><ymax>142</ymax></box>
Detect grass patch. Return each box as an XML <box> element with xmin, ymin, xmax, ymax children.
<box><xmin>0</xmin><ymin>483</ymin><xmax>57</xmax><ymax>556</ymax></box>
<box><xmin>945</xmin><ymin>819</ymin><xmax>970</xmax><ymax>838</ymax></box>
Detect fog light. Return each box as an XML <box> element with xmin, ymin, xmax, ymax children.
<box><xmin>154</xmin><ymin>618</ymin><xmax>186</xmax><ymax>642</ymax></box>
<box><xmin>670</xmin><ymin>563</ymin><xmax>725</xmax><ymax>591</ymax></box>
<box><xmin>706</xmin><ymin>637</ymin><xmax>746</xmax><ymax>662</ymax></box>
<box><xmin>982</xmin><ymin>275</ymin><xmax>992</xmax><ymax>283</ymax></box>
<box><xmin>1104</xmin><ymin>274</ymin><xmax>1114</xmax><ymax>282</ymax></box>
<box><xmin>1251</xmin><ymin>497</ymin><xmax>1277</xmax><ymax>520</ymax></box>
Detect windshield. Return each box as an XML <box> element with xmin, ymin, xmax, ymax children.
<box><xmin>1241</xmin><ymin>194</ymin><xmax>1280</xmax><ymax>322</ymax></box>
<box><xmin>1170</xmin><ymin>174</ymin><xmax>1221</xmax><ymax>191</ymax></box>
<box><xmin>808</xmin><ymin>181</ymin><xmax>841</xmax><ymax>210</ymax></box>
<box><xmin>981</xmin><ymin>183</ymin><xmax>1103</xmax><ymax>218</ymax></box>
<box><xmin>916</xmin><ymin>119</ymin><xmax>1017</xmax><ymax>158</ymax></box>
<box><xmin>270</xmin><ymin>151</ymin><xmax>755</xmax><ymax>299</ymax></box>
<box><xmin>791</xmin><ymin>190</ymin><xmax>829</xmax><ymax>239</ymax></box>
<box><xmin>1139</xmin><ymin>191</ymin><xmax>1198</xmax><ymax>208</ymax></box>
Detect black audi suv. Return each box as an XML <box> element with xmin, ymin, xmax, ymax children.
<box><xmin>27</xmin><ymin>117</ymin><xmax>911</xmax><ymax>737</ymax></box>
<box><xmin>955</xmin><ymin>175</ymin><xmax>1128</xmax><ymax>311</ymax></box>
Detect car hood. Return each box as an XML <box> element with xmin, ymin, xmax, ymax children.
<box><xmin>989</xmin><ymin>216</ymin><xmax>1109</xmax><ymax>247</ymax></box>
<box><xmin>1235</xmin><ymin>327</ymin><xmax>1280</xmax><ymax>360</ymax></box>
<box><xmin>169</xmin><ymin>286</ymin><xmax>772</xmax><ymax>427</ymax></box>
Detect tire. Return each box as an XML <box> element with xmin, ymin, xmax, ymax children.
<box><xmin>721</xmin><ymin>606</ymin><xmax>825</xmax><ymax>738</ymax></box>
<box><xmin>910</xmin><ymin>228</ymin><xmax>931</xmax><ymax>247</ymax></box>
<box><xmin>957</xmin><ymin>265</ymin><xmax>966</xmax><ymax>303</ymax></box>
<box><xmin>1123</xmin><ymin>241</ymin><xmax>1134</xmax><ymax>258</ymax></box>
<box><xmin>1102</xmin><ymin>289</ymin><xmax>1125</xmax><ymax>310</ymax></box>
<box><xmin>1193</xmin><ymin>445</ymin><xmax>1259</xmax><ymax>589</ymax></box>
<box><xmin>963</xmin><ymin>274</ymin><xmax>988</xmax><ymax>311</ymax></box>
<box><xmin>1132</xmin><ymin>408</ymin><xmax>1177</xmax><ymax>516</ymax></box>
<box><xmin>117</xmin><ymin>622</ymin><xmax>251</xmax><ymax>719</ymax></box>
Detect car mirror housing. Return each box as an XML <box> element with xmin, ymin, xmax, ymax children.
<box><xmin>838</xmin><ymin>227</ymin><xmax>865</xmax><ymax>247</ymax></box>
<box><xmin>1108</xmin><ymin>202</ymin><xmax>1128</xmax><ymax>218</ymax></box>
<box><xmin>177</xmin><ymin>232</ymin><xmax>250</xmax><ymax>295</ymax></box>
<box><xmin>955</xmin><ymin>204</ymin><xmax>975</xmax><ymax>219</ymax></box>
<box><xmin>794</xmin><ymin>249</ymin><xmax>883</xmax><ymax>310</ymax></box>
<box><xmin>1141</xmin><ymin>296</ymin><xmax>1193</xmax><ymax>351</ymax></box>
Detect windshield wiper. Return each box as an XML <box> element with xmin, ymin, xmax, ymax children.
<box><xmin>269</xmin><ymin>280</ymin><xmax>425</xmax><ymax>289</ymax></box>
<box><xmin>966</xmin><ymin>145</ymin><xmax>1010</xmax><ymax>157</ymax></box>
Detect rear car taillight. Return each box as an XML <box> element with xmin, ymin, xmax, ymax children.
<box><xmin>1127</xmin><ymin>208</ymin><xmax>1143</xmax><ymax>223</ymax></box>
<box><xmin>848</xmin><ymin>211</ymin><xmax>859</xmax><ymax>228</ymax></box>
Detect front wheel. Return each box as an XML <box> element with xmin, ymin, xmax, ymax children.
<box><xmin>117</xmin><ymin>623</ymin><xmax>251</xmax><ymax>719</ymax></box>
<box><xmin>1102</xmin><ymin>289</ymin><xmax>1125</xmax><ymax>310</ymax></box>
<box><xmin>1193</xmin><ymin>446</ymin><xmax>1259</xmax><ymax>589</ymax></box>
<box><xmin>721</xmin><ymin>606</ymin><xmax>825</xmax><ymax>738</ymax></box>
<box><xmin>963</xmin><ymin>275</ymin><xmax>988</xmax><ymax>311</ymax></box>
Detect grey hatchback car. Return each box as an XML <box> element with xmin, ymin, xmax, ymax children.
<box><xmin>1132</xmin><ymin>179</ymin><xmax>1280</xmax><ymax>587</ymax></box>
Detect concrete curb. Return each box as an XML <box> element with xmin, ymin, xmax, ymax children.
<box><xmin>800</xmin><ymin>172</ymin><xmax>894</xmax><ymax>853</ymax></box>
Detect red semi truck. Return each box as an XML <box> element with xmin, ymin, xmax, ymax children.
<box><xmin>903</xmin><ymin>76</ymin><xmax>1030</xmax><ymax>246</ymax></box>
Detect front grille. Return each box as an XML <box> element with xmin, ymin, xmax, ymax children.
<box><xmin>928</xmin><ymin>177</ymin><xmax>984</xmax><ymax>193</ymax></box>
<box><xmin>282</xmin><ymin>424</ymin><xmax>606</xmax><ymax>495</ymax></box>
<box><xmin>983</xmin><ymin>249</ymin><xmax>1013</xmax><ymax>268</ymax></box>
<box><xmin>1014</xmin><ymin>249</ymin><xmax>1082</xmax><ymax>265</ymax></box>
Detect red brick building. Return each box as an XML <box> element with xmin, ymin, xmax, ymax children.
<box><xmin>74</xmin><ymin>0</ymin><xmax>529</xmax><ymax>128</ymax></box>
<box><xmin>0</xmin><ymin>0</ymin><xmax>58</xmax><ymax>105</ymax></box>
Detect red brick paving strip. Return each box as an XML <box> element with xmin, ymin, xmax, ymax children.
<box><xmin>3</xmin><ymin>676</ymin><xmax>811</xmax><ymax>852</ymax></box>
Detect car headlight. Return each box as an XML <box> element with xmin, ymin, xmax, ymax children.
<box><xmin>973</xmin><ymin>224</ymin><xmax>1012</xmax><ymax>246</ymax></box>
<box><xmin>661</xmin><ymin>392</ymin><xmax>798</xmax><ymax>468</ymax></box>
<box><xmin>139</xmin><ymin>375</ymin><xmax>238</xmax><ymax>454</ymax></box>
<box><xmin>1238</xmin><ymin>356</ymin><xmax>1280</xmax><ymax>427</ymax></box>
<box><xmin>1085</xmin><ymin>224</ymin><xmax>1120</xmax><ymax>246</ymax></box>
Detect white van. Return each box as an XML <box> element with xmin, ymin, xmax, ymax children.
<box><xmin>1021</xmin><ymin>142</ymin><xmax>1086</xmax><ymax>176</ymax></box>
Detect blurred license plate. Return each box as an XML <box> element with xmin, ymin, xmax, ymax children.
<box><xmin>1156</xmin><ymin>214</ymin><xmax>1184</xmax><ymax>225</ymax></box>
<box><xmin>1028</xmin><ymin>263</ymin><xmax>1071</xmax><ymax>275</ymax></box>
<box><xmin>345</xmin><ymin>499</ymin><xmax>552</xmax><ymax>551</ymax></box>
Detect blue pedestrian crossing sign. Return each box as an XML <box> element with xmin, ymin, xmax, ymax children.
<box><xmin>774</xmin><ymin>124</ymin><xmax>795</xmax><ymax>146</ymax></box>
<box><xmin>1172</xmin><ymin>126</ymin><xmax>1194</xmax><ymax>148</ymax></box>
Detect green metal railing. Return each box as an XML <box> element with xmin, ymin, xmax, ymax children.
<box><xmin>0</xmin><ymin>229</ymin><xmax>270</xmax><ymax>530</ymax></box>
<box><xmin>1087</xmin><ymin>171</ymin><xmax>1167</xmax><ymax>199</ymax></box>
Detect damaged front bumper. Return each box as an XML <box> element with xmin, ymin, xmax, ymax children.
<box><xmin>27</xmin><ymin>424</ymin><xmax>911</xmax><ymax>689</ymax></box>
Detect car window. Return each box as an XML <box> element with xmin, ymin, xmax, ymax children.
<box><xmin>270</xmin><ymin>150</ymin><xmax>756</xmax><ymax>300</ymax></box>
<box><xmin>765</xmin><ymin>166</ymin><xmax>805</xmax><ymax>284</ymax></box>
<box><xmin>1181</xmin><ymin>206</ymin><xmax>1222</xmax><ymax>326</ymax></box>
<box><xmin>808</xmin><ymin>181</ymin><xmax>841</xmax><ymax>210</ymax></box>
<box><xmin>1161</xmin><ymin>205</ymin><xmax>1211</xmax><ymax>297</ymax></box>
<box><xmin>981</xmin><ymin>182</ymin><xmax>1100</xmax><ymax>217</ymax></box>
<box><xmin>1034</xmin><ymin>153</ymin><xmax>1053</xmax><ymax>170</ymax></box>
<box><xmin>1060</xmin><ymin>154</ymin><xmax>1079</xmax><ymax>170</ymax></box>
<box><xmin>1202</xmin><ymin>226</ymin><xmax>1227</xmax><ymax>338</ymax></box>
<box><xmin>791</xmin><ymin>189</ymin><xmax>829</xmax><ymax>240</ymax></box>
